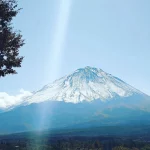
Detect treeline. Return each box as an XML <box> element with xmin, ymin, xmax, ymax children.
<box><xmin>0</xmin><ymin>137</ymin><xmax>150</xmax><ymax>150</ymax></box>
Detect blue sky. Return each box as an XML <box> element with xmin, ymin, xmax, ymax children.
<box><xmin>0</xmin><ymin>0</ymin><xmax>150</xmax><ymax>96</ymax></box>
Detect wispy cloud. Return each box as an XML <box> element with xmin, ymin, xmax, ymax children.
<box><xmin>0</xmin><ymin>89</ymin><xmax>32</xmax><ymax>109</ymax></box>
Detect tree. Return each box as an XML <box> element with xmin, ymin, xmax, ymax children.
<box><xmin>112</xmin><ymin>146</ymin><xmax>130</xmax><ymax>150</ymax></box>
<box><xmin>0</xmin><ymin>0</ymin><xmax>24</xmax><ymax>77</ymax></box>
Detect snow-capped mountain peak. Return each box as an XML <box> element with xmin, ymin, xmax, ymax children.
<box><xmin>25</xmin><ymin>67</ymin><xmax>142</xmax><ymax>104</ymax></box>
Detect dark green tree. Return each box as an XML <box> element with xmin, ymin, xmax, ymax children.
<box><xmin>0</xmin><ymin>0</ymin><xmax>24</xmax><ymax>77</ymax></box>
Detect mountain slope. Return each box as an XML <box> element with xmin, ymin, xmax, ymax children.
<box><xmin>0</xmin><ymin>97</ymin><xmax>150</xmax><ymax>134</ymax></box>
<box><xmin>0</xmin><ymin>66</ymin><xmax>149</xmax><ymax>134</ymax></box>
<box><xmin>24</xmin><ymin>66</ymin><xmax>144</xmax><ymax>105</ymax></box>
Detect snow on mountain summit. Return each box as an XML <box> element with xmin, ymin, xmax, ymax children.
<box><xmin>25</xmin><ymin>66</ymin><xmax>142</xmax><ymax>104</ymax></box>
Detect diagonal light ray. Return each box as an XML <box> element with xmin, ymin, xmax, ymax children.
<box><xmin>40</xmin><ymin>0</ymin><xmax>72</xmax><ymax>130</ymax></box>
<box><xmin>48</xmin><ymin>0</ymin><xmax>72</xmax><ymax>81</ymax></box>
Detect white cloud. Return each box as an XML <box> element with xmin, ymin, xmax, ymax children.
<box><xmin>0</xmin><ymin>89</ymin><xmax>32</xmax><ymax>109</ymax></box>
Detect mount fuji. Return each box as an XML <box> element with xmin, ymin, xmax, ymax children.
<box><xmin>24</xmin><ymin>66</ymin><xmax>144</xmax><ymax>105</ymax></box>
<box><xmin>0</xmin><ymin>66</ymin><xmax>150</xmax><ymax>134</ymax></box>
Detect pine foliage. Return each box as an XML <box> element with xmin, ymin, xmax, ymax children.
<box><xmin>0</xmin><ymin>0</ymin><xmax>24</xmax><ymax>77</ymax></box>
